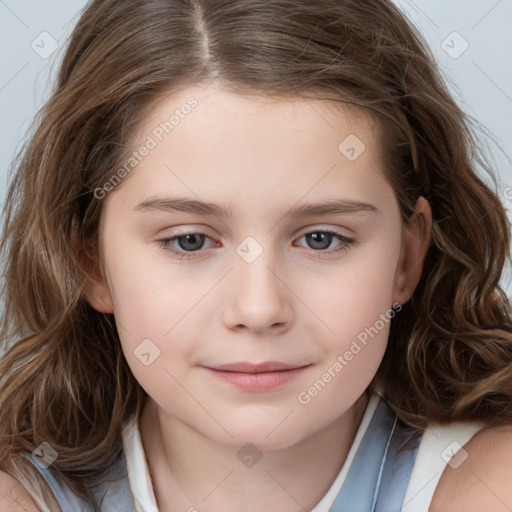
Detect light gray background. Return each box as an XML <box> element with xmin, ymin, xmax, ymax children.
<box><xmin>1</xmin><ymin>0</ymin><xmax>511</xmax><ymax>295</ymax></box>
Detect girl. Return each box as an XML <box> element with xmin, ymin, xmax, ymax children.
<box><xmin>1</xmin><ymin>0</ymin><xmax>512</xmax><ymax>511</ymax></box>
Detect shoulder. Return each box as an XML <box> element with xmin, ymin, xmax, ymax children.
<box><xmin>430</xmin><ymin>424</ymin><xmax>512</xmax><ymax>512</ymax></box>
<box><xmin>0</xmin><ymin>470</ymin><xmax>39</xmax><ymax>512</ymax></box>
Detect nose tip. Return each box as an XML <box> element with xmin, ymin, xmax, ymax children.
<box><xmin>223</xmin><ymin>253</ymin><xmax>292</xmax><ymax>334</ymax></box>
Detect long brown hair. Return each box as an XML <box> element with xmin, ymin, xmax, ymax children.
<box><xmin>1</xmin><ymin>0</ymin><xmax>511</xmax><ymax>510</ymax></box>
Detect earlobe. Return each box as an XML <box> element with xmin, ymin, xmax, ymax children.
<box><xmin>84</xmin><ymin>274</ymin><xmax>114</xmax><ymax>314</ymax></box>
<box><xmin>77</xmin><ymin>240</ymin><xmax>114</xmax><ymax>314</ymax></box>
<box><xmin>392</xmin><ymin>196</ymin><xmax>432</xmax><ymax>306</ymax></box>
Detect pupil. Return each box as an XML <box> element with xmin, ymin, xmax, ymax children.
<box><xmin>180</xmin><ymin>234</ymin><xmax>204</xmax><ymax>251</ymax></box>
<box><xmin>308</xmin><ymin>232</ymin><xmax>331</xmax><ymax>250</ymax></box>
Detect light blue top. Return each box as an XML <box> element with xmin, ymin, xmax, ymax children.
<box><xmin>21</xmin><ymin>396</ymin><xmax>421</xmax><ymax>511</ymax></box>
<box><xmin>21</xmin><ymin>445</ymin><xmax>134</xmax><ymax>511</ymax></box>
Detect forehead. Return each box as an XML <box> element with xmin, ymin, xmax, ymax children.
<box><xmin>102</xmin><ymin>85</ymin><xmax>389</xmax><ymax>215</ymax></box>
<box><xmin>135</xmin><ymin>85</ymin><xmax>381</xmax><ymax>143</ymax></box>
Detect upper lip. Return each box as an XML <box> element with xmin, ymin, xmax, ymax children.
<box><xmin>205</xmin><ymin>361</ymin><xmax>309</xmax><ymax>373</ymax></box>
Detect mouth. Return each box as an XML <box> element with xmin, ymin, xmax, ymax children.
<box><xmin>207</xmin><ymin>361</ymin><xmax>308</xmax><ymax>372</ymax></box>
<box><xmin>202</xmin><ymin>361</ymin><xmax>312</xmax><ymax>392</ymax></box>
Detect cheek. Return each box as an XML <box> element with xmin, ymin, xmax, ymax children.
<box><xmin>293</xmin><ymin>236</ymin><xmax>399</xmax><ymax>392</ymax></box>
<box><xmin>105</xmin><ymin>240</ymin><xmax>198</xmax><ymax>334</ymax></box>
<box><xmin>103</xmin><ymin>244</ymin><xmax>203</xmax><ymax>390</ymax></box>
<box><xmin>297</xmin><ymin>239</ymin><xmax>399</xmax><ymax>339</ymax></box>
<box><xmin>295</xmin><ymin>258</ymin><xmax>399</xmax><ymax>413</ymax></box>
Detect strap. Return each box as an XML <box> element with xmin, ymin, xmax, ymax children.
<box><xmin>374</xmin><ymin>412</ymin><xmax>422</xmax><ymax>511</ymax></box>
<box><xmin>329</xmin><ymin>399</ymin><xmax>422</xmax><ymax>511</ymax></box>
<box><xmin>20</xmin><ymin>452</ymin><xmax>89</xmax><ymax>511</ymax></box>
<box><xmin>21</xmin><ymin>449</ymin><xmax>136</xmax><ymax>511</ymax></box>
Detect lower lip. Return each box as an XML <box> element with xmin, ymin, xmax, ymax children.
<box><xmin>204</xmin><ymin>366</ymin><xmax>309</xmax><ymax>391</ymax></box>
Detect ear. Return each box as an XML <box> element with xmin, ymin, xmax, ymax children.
<box><xmin>392</xmin><ymin>196</ymin><xmax>432</xmax><ymax>306</ymax></box>
<box><xmin>77</xmin><ymin>237</ymin><xmax>114</xmax><ymax>314</ymax></box>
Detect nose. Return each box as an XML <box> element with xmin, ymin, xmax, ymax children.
<box><xmin>222</xmin><ymin>245</ymin><xmax>293</xmax><ymax>335</ymax></box>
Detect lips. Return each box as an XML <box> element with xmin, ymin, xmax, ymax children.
<box><xmin>206</xmin><ymin>361</ymin><xmax>307</xmax><ymax>373</ymax></box>
<box><xmin>203</xmin><ymin>362</ymin><xmax>311</xmax><ymax>391</ymax></box>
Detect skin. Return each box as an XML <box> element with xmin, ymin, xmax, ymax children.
<box><xmin>430</xmin><ymin>425</ymin><xmax>512</xmax><ymax>512</ymax></box>
<box><xmin>82</xmin><ymin>84</ymin><xmax>432</xmax><ymax>511</ymax></box>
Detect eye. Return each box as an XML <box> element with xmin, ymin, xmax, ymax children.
<box><xmin>157</xmin><ymin>231</ymin><xmax>217</xmax><ymax>259</ymax></box>
<box><xmin>157</xmin><ymin>228</ymin><xmax>355</xmax><ymax>260</ymax></box>
<box><xmin>294</xmin><ymin>229</ymin><xmax>356</xmax><ymax>256</ymax></box>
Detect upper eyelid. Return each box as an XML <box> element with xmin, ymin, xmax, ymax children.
<box><xmin>161</xmin><ymin>227</ymin><xmax>354</xmax><ymax>247</ymax></box>
<box><xmin>163</xmin><ymin>225</ymin><xmax>354</xmax><ymax>238</ymax></box>
<box><xmin>157</xmin><ymin>228</ymin><xmax>356</xmax><ymax>260</ymax></box>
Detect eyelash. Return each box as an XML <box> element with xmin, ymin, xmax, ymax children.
<box><xmin>157</xmin><ymin>229</ymin><xmax>356</xmax><ymax>260</ymax></box>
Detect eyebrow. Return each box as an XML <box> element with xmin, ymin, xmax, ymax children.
<box><xmin>133</xmin><ymin>195</ymin><xmax>379</xmax><ymax>218</ymax></box>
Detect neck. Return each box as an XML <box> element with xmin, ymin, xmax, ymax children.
<box><xmin>139</xmin><ymin>392</ymin><xmax>370</xmax><ymax>512</ymax></box>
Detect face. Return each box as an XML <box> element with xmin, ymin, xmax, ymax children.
<box><xmin>84</xmin><ymin>84</ymin><xmax>430</xmax><ymax>450</ymax></box>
